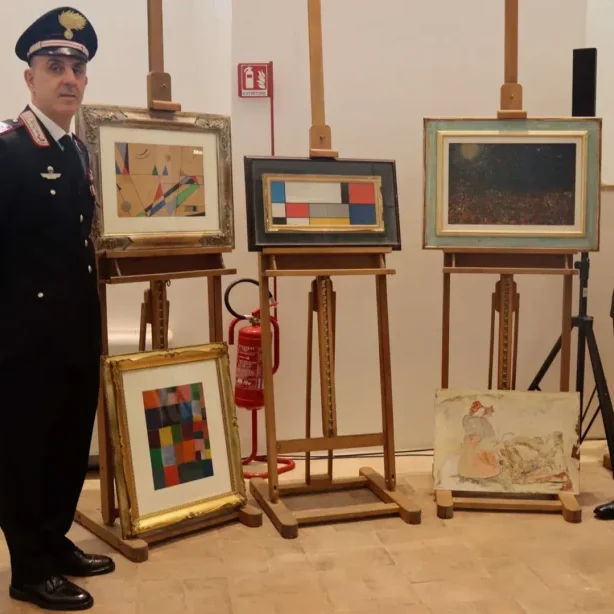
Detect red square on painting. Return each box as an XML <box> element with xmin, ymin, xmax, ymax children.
<box><xmin>142</xmin><ymin>390</ymin><xmax>160</xmax><ymax>410</ymax></box>
<box><xmin>286</xmin><ymin>203</ymin><xmax>309</xmax><ymax>218</ymax></box>
<box><xmin>176</xmin><ymin>385</ymin><xmax>192</xmax><ymax>403</ymax></box>
<box><xmin>349</xmin><ymin>183</ymin><xmax>376</xmax><ymax>204</ymax></box>
<box><xmin>164</xmin><ymin>465</ymin><xmax>180</xmax><ymax>487</ymax></box>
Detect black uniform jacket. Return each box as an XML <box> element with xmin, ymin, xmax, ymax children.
<box><xmin>0</xmin><ymin>106</ymin><xmax>101</xmax><ymax>367</ymax></box>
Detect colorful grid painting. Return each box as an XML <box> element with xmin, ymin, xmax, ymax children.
<box><xmin>142</xmin><ymin>383</ymin><xmax>214</xmax><ymax>491</ymax></box>
<box><xmin>115</xmin><ymin>142</ymin><xmax>206</xmax><ymax>218</ymax></box>
<box><xmin>263</xmin><ymin>174</ymin><xmax>383</xmax><ymax>231</ymax></box>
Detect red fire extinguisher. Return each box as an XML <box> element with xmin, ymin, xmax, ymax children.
<box><xmin>225</xmin><ymin>279</ymin><xmax>295</xmax><ymax>478</ymax></box>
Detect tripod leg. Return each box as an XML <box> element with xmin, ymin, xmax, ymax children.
<box><xmin>585</xmin><ymin>322</ymin><xmax>614</xmax><ymax>478</ymax></box>
<box><xmin>528</xmin><ymin>336</ymin><xmax>563</xmax><ymax>391</ymax></box>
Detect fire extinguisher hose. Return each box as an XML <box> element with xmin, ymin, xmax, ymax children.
<box><xmin>224</xmin><ymin>278</ymin><xmax>273</xmax><ymax>319</ymax></box>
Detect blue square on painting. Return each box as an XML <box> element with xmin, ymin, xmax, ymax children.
<box><xmin>161</xmin><ymin>445</ymin><xmax>176</xmax><ymax>467</ymax></box>
<box><xmin>270</xmin><ymin>181</ymin><xmax>285</xmax><ymax>203</ymax></box>
<box><xmin>349</xmin><ymin>204</ymin><xmax>377</xmax><ymax>225</ymax></box>
<box><xmin>179</xmin><ymin>401</ymin><xmax>192</xmax><ymax>422</ymax></box>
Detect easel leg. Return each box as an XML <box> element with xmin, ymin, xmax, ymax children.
<box><xmin>138</xmin><ymin>283</ymin><xmax>171</xmax><ymax>351</ymax></box>
<box><xmin>375</xmin><ymin>274</ymin><xmax>395</xmax><ymax>491</ymax></box>
<box><xmin>258</xmin><ymin>257</ymin><xmax>281</xmax><ymax>503</ymax></box>
<box><xmin>305</xmin><ymin>283</ymin><xmax>315</xmax><ymax>484</ymax></box>
<box><xmin>315</xmin><ymin>277</ymin><xmax>337</xmax><ymax>482</ymax></box>
<box><xmin>489</xmin><ymin>275</ymin><xmax>519</xmax><ymax>390</ymax></box>
<box><xmin>442</xmin><ymin>271</ymin><xmax>450</xmax><ymax>388</ymax></box>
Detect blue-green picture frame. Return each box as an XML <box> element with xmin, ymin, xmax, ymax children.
<box><xmin>423</xmin><ymin>117</ymin><xmax>602</xmax><ymax>251</ymax></box>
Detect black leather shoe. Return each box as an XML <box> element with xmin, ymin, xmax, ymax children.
<box><xmin>594</xmin><ymin>500</ymin><xmax>614</xmax><ymax>519</ymax></box>
<box><xmin>58</xmin><ymin>548</ymin><xmax>115</xmax><ymax>577</ymax></box>
<box><xmin>9</xmin><ymin>575</ymin><xmax>93</xmax><ymax>610</ymax></box>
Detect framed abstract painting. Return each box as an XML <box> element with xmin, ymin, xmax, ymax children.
<box><xmin>432</xmin><ymin>388</ymin><xmax>581</xmax><ymax>496</ymax></box>
<box><xmin>75</xmin><ymin>104</ymin><xmax>234</xmax><ymax>251</ymax></box>
<box><xmin>102</xmin><ymin>343</ymin><xmax>246</xmax><ymax>538</ymax></box>
<box><xmin>423</xmin><ymin>117</ymin><xmax>602</xmax><ymax>250</ymax></box>
<box><xmin>243</xmin><ymin>156</ymin><xmax>401</xmax><ymax>250</ymax></box>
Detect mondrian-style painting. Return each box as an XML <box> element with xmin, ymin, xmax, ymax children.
<box><xmin>115</xmin><ymin>142</ymin><xmax>206</xmax><ymax>218</ymax></box>
<box><xmin>423</xmin><ymin>117</ymin><xmax>602</xmax><ymax>250</ymax></box>
<box><xmin>265</xmin><ymin>175</ymin><xmax>383</xmax><ymax>231</ymax></box>
<box><xmin>142</xmin><ymin>382</ymin><xmax>214</xmax><ymax>490</ymax></box>
<box><xmin>244</xmin><ymin>156</ymin><xmax>401</xmax><ymax>250</ymax></box>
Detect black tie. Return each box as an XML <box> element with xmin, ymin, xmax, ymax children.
<box><xmin>60</xmin><ymin>134</ymin><xmax>84</xmax><ymax>180</ymax></box>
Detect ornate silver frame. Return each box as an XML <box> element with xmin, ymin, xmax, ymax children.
<box><xmin>75</xmin><ymin>104</ymin><xmax>234</xmax><ymax>251</ymax></box>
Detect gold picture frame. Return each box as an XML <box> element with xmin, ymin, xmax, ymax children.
<box><xmin>102</xmin><ymin>343</ymin><xmax>246</xmax><ymax>539</ymax></box>
<box><xmin>76</xmin><ymin>104</ymin><xmax>234</xmax><ymax>252</ymax></box>
<box><xmin>262</xmin><ymin>173</ymin><xmax>385</xmax><ymax>233</ymax></box>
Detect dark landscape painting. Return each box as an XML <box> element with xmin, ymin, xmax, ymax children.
<box><xmin>447</xmin><ymin>142</ymin><xmax>577</xmax><ymax>226</ymax></box>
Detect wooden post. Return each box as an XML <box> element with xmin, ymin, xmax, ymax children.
<box><xmin>307</xmin><ymin>0</ymin><xmax>338</xmax><ymax>158</ymax></box>
<box><xmin>146</xmin><ymin>0</ymin><xmax>181</xmax><ymax>112</ymax></box>
<box><xmin>72</xmin><ymin>0</ymin><xmax>265</xmax><ymax>558</ymax></box>
<box><xmin>435</xmin><ymin>0</ymin><xmax>580</xmax><ymax>523</ymax></box>
<box><xmin>248</xmin><ymin>0</ymin><xmax>420</xmax><ymax>538</ymax></box>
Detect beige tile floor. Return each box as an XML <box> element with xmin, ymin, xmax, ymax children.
<box><xmin>2</xmin><ymin>442</ymin><xmax>614</xmax><ymax>613</ymax></box>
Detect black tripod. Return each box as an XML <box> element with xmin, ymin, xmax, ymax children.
<box><xmin>528</xmin><ymin>252</ymin><xmax>614</xmax><ymax>478</ymax></box>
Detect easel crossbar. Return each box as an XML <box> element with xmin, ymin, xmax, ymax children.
<box><xmin>276</xmin><ymin>433</ymin><xmax>383</xmax><ymax>454</ymax></box>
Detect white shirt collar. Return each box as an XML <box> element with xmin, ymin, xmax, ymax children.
<box><xmin>28</xmin><ymin>102</ymin><xmax>72</xmax><ymax>145</ymax></box>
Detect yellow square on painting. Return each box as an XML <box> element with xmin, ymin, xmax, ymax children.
<box><xmin>205</xmin><ymin>448</ymin><xmax>212</xmax><ymax>460</ymax></box>
<box><xmin>159</xmin><ymin>426</ymin><xmax>173</xmax><ymax>447</ymax></box>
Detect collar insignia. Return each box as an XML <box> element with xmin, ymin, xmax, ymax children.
<box><xmin>19</xmin><ymin>110</ymin><xmax>49</xmax><ymax>147</ymax></box>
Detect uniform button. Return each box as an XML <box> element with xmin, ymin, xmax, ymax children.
<box><xmin>37</xmin><ymin>292</ymin><xmax>44</xmax><ymax>298</ymax></box>
<box><xmin>88</xmin><ymin>265</ymin><xmax>92</xmax><ymax>273</ymax></box>
<box><xmin>80</xmin><ymin>214</ymin><xmax>84</xmax><ymax>223</ymax></box>
<box><xmin>50</xmin><ymin>189</ymin><xmax>56</xmax><ymax>195</ymax></box>
<box><xmin>84</xmin><ymin>239</ymin><xmax>88</xmax><ymax>247</ymax></box>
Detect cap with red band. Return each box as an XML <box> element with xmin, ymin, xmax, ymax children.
<box><xmin>15</xmin><ymin>6</ymin><xmax>97</xmax><ymax>63</ymax></box>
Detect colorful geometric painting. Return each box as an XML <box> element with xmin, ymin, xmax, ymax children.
<box><xmin>142</xmin><ymin>382</ymin><xmax>214</xmax><ymax>490</ymax></box>
<box><xmin>263</xmin><ymin>174</ymin><xmax>384</xmax><ymax>231</ymax></box>
<box><xmin>447</xmin><ymin>143</ymin><xmax>577</xmax><ymax>226</ymax></box>
<box><xmin>115</xmin><ymin>142</ymin><xmax>206</xmax><ymax>218</ymax></box>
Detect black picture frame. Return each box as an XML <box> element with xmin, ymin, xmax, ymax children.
<box><xmin>243</xmin><ymin>156</ymin><xmax>401</xmax><ymax>251</ymax></box>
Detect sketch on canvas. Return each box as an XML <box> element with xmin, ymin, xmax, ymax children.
<box><xmin>433</xmin><ymin>389</ymin><xmax>581</xmax><ymax>495</ymax></box>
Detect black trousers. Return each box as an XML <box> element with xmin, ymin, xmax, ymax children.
<box><xmin>0</xmin><ymin>351</ymin><xmax>100</xmax><ymax>584</ymax></box>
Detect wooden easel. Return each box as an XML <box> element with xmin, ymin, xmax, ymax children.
<box><xmin>248</xmin><ymin>0</ymin><xmax>421</xmax><ymax>538</ymax></box>
<box><xmin>73</xmin><ymin>0</ymin><xmax>262</xmax><ymax>562</ymax></box>
<box><xmin>434</xmin><ymin>0</ymin><xmax>581</xmax><ymax>524</ymax></box>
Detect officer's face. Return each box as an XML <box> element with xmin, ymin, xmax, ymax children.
<box><xmin>25</xmin><ymin>55</ymin><xmax>88</xmax><ymax>120</ymax></box>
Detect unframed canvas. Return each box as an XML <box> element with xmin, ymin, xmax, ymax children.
<box><xmin>103</xmin><ymin>343</ymin><xmax>246</xmax><ymax>538</ymax></box>
<box><xmin>76</xmin><ymin>104</ymin><xmax>234</xmax><ymax>251</ymax></box>
<box><xmin>423</xmin><ymin>117</ymin><xmax>601</xmax><ymax>251</ymax></box>
<box><xmin>433</xmin><ymin>388</ymin><xmax>581</xmax><ymax>495</ymax></box>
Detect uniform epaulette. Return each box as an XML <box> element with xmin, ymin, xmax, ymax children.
<box><xmin>0</xmin><ymin>118</ymin><xmax>23</xmax><ymax>136</ymax></box>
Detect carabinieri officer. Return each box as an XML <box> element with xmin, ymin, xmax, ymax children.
<box><xmin>0</xmin><ymin>7</ymin><xmax>114</xmax><ymax>610</ymax></box>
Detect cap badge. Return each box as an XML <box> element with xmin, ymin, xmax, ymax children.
<box><xmin>58</xmin><ymin>10</ymin><xmax>87</xmax><ymax>41</ymax></box>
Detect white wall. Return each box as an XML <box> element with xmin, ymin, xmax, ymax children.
<box><xmin>232</xmin><ymin>0</ymin><xmax>614</xmax><ymax>451</ymax></box>
<box><xmin>586</xmin><ymin>0</ymin><xmax>614</xmax><ymax>185</ymax></box>
<box><xmin>3</xmin><ymin>0</ymin><xmax>612</xmax><ymax>458</ymax></box>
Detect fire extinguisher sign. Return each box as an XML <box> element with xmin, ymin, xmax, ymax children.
<box><xmin>238</xmin><ymin>63</ymin><xmax>271</xmax><ymax>98</ymax></box>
